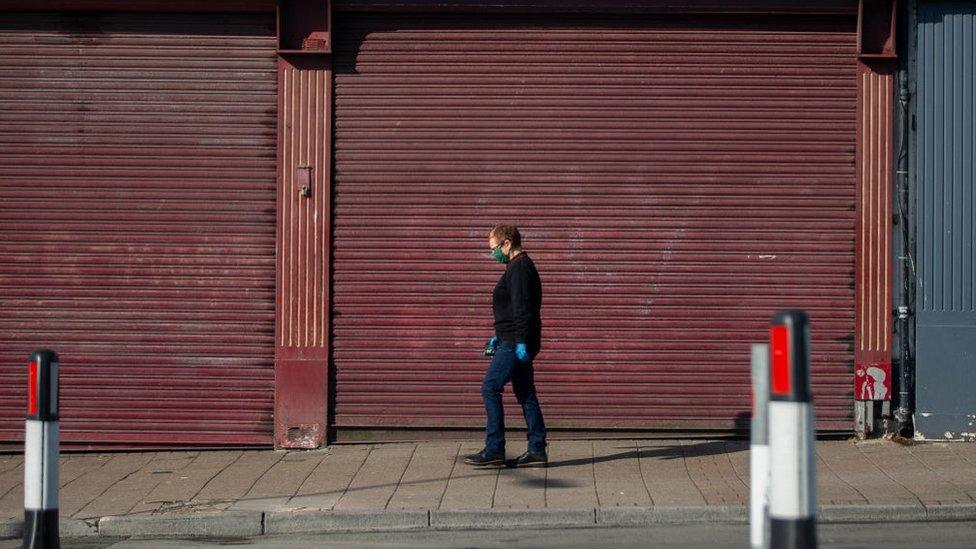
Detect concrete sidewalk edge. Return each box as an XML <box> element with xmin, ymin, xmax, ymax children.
<box><xmin>97</xmin><ymin>511</ymin><xmax>264</xmax><ymax>538</ymax></box>
<box><xmin>2</xmin><ymin>504</ymin><xmax>976</xmax><ymax>539</ymax></box>
<box><xmin>265</xmin><ymin>509</ymin><xmax>429</xmax><ymax>534</ymax></box>
<box><xmin>0</xmin><ymin>517</ymin><xmax>97</xmax><ymax>539</ymax></box>
<box><xmin>430</xmin><ymin>508</ymin><xmax>595</xmax><ymax>529</ymax></box>
<box><xmin>597</xmin><ymin>506</ymin><xmax>748</xmax><ymax>525</ymax></box>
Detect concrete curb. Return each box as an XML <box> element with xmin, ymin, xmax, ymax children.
<box><xmin>430</xmin><ymin>508</ymin><xmax>594</xmax><ymax>529</ymax></box>
<box><xmin>923</xmin><ymin>503</ymin><xmax>976</xmax><ymax>521</ymax></box>
<box><xmin>819</xmin><ymin>504</ymin><xmax>927</xmax><ymax>523</ymax></box>
<box><xmin>97</xmin><ymin>511</ymin><xmax>263</xmax><ymax>538</ymax></box>
<box><xmin>3</xmin><ymin>504</ymin><xmax>976</xmax><ymax>540</ymax></box>
<box><xmin>0</xmin><ymin>519</ymin><xmax>20</xmax><ymax>539</ymax></box>
<box><xmin>597</xmin><ymin>506</ymin><xmax>748</xmax><ymax>525</ymax></box>
<box><xmin>61</xmin><ymin>518</ymin><xmax>99</xmax><ymax>537</ymax></box>
<box><xmin>265</xmin><ymin>509</ymin><xmax>428</xmax><ymax>534</ymax></box>
<box><xmin>0</xmin><ymin>518</ymin><xmax>98</xmax><ymax>539</ymax></box>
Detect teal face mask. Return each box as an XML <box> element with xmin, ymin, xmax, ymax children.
<box><xmin>491</xmin><ymin>246</ymin><xmax>509</xmax><ymax>264</ymax></box>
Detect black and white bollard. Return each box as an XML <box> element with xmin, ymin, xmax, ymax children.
<box><xmin>768</xmin><ymin>311</ymin><xmax>816</xmax><ymax>549</ymax></box>
<box><xmin>24</xmin><ymin>349</ymin><xmax>60</xmax><ymax>549</ymax></box>
<box><xmin>750</xmin><ymin>343</ymin><xmax>770</xmax><ymax>549</ymax></box>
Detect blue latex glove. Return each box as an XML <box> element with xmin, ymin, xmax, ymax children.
<box><xmin>516</xmin><ymin>343</ymin><xmax>530</xmax><ymax>362</ymax></box>
<box><xmin>488</xmin><ymin>336</ymin><xmax>498</xmax><ymax>347</ymax></box>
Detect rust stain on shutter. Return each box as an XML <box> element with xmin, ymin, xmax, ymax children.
<box><xmin>331</xmin><ymin>10</ymin><xmax>858</xmax><ymax>431</ymax></box>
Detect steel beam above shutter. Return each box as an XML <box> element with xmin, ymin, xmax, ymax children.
<box><xmin>331</xmin><ymin>10</ymin><xmax>858</xmax><ymax>431</ymax></box>
<box><xmin>333</xmin><ymin>0</ymin><xmax>858</xmax><ymax>15</ymax></box>
<box><xmin>0</xmin><ymin>11</ymin><xmax>278</xmax><ymax>447</ymax></box>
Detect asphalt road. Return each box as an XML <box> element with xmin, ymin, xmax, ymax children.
<box><xmin>7</xmin><ymin>521</ymin><xmax>976</xmax><ymax>549</ymax></box>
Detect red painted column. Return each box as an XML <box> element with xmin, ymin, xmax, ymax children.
<box><xmin>854</xmin><ymin>0</ymin><xmax>896</xmax><ymax>408</ymax></box>
<box><xmin>854</xmin><ymin>59</ymin><xmax>895</xmax><ymax>401</ymax></box>
<box><xmin>274</xmin><ymin>0</ymin><xmax>332</xmax><ymax>449</ymax></box>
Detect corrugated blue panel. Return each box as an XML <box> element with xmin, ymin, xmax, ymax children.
<box><xmin>915</xmin><ymin>2</ymin><xmax>976</xmax><ymax>441</ymax></box>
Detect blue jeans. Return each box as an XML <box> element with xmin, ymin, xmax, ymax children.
<box><xmin>481</xmin><ymin>343</ymin><xmax>547</xmax><ymax>455</ymax></box>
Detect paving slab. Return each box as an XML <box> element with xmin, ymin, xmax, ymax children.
<box><xmin>857</xmin><ymin>440</ymin><xmax>972</xmax><ymax>505</ymax></box>
<box><xmin>0</xmin><ymin>464</ymin><xmax>22</xmax><ymax>520</ymax></box>
<box><xmin>74</xmin><ymin>453</ymin><xmax>198</xmax><ymax>519</ymax></box>
<box><xmin>334</xmin><ymin>444</ymin><xmax>415</xmax><ymax>511</ymax></box>
<box><xmin>288</xmin><ymin>445</ymin><xmax>372</xmax><ymax>511</ymax></box>
<box><xmin>724</xmin><ymin>441</ymin><xmax>751</xmax><ymax>487</ymax></box>
<box><xmin>947</xmin><ymin>442</ymin><xmax>976</xmax><ymax>468</ymax></box>
<box><xmin>62</xmin><ymin>453</ymin><xmax>156</xmax><ymax>519</ymax></box>
<box><xmin>0</xmin><ymin>456</ymin><xmax>19</xmax><ymax>475</ymax></box>
<box><xmin>593</xmin><ymin>440</ymin><xmax>653</xmax><ymax>507</ymax></box>
<box><xmin>59</xmin><ymin>455</ymin><xmax>112</xmax><ymax>487</ymax></box>
<box><xmin>129</xmin><ymin>451</ymin><xmax>242</xmax><ymax>515</ymax></box>
<box><xmin>386</xmin><ymin>442</ymin><xmax>459</xmax><ymax>511</ymax></box>
<box><xmin>0</xmin><ymin>479</ymin><xmax>22</xmax><ymax>521</ymax></box>
<box><xmin>905</xmin><ymin>444</ymin><xmax>976</xmax><ymax>503</ymax></box>
<box><xmin>636</xmin><ymin>440</ymin><xmax>707</xmax><ymax>506</ymax></box>
<box><xmin>439</xmin><ymin>442</ymin><xmax>499</xmax><ymax>510</ymax></box>
<box><xmin>194</xmin><ymin>449</ymin><xmax>283</xmax><ymax>508</ymax></box>
<box><xmin>545</xmin><ymin>440</ymin><xmax>598</xmax><ymax>509</ymax></box>
<box><xmin>232</xmin><ymin>451</ymin><xmax>327</xmax><ymax>512</ymax></box>
<box><xmin>814</xmin><ymin>451</ymin><xmax>869</xmax><ymax>505</ymax></box>
<box><xmin>492</xmin><ymin>441</ymin><xmax>546</xmax><ymax>510</ymax></box>
<box><xmin>817</xmin><ymin>441</ymin><xmax>920</xmax><ymax>505</ymax></box>
<box><xmin>679</xmin><ymin>439</ymin><xmax>748</xmax><ymax>506</ymax></box>
<box><xmin>0</xmin><ymin>454</ymin><xmax>108</xmax><ymax>520</ymax></box>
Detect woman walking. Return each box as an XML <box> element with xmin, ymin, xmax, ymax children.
<box><xmin>464</xmin><ymin>224</ymin><xmax>548</xmax><ymax>467</ymax></box>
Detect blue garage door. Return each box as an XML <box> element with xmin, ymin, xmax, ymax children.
<box><xmin>914</xmin><ymin>2</ymin><xmax>976</xmax><ymax>441</ymax></box>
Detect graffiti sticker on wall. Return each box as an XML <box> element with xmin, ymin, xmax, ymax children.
<box><xmin>855</xmin><ymin>363</ymin><xmax>891</xmax><ymax>401</ymax></box>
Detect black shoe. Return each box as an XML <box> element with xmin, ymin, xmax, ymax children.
<box><xmin>463</xmin><ymin>449</ymin><xmax>505</xmax><ymax>466</ymax></box>
<box><xmin>511</xmin><ymin>450</ymin><xmax>548</xmax><ymax>468</ymax></box>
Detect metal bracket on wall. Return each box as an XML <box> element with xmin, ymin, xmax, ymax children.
<box><xmin>296</xmin><ymin>165</ymin><xmax>312</xmax><ymax>198</ymax></box>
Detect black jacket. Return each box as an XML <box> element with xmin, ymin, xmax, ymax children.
<box><xmin>492</xmin><ymin>253</ymin><xmax>542</xmax><ymax>354</ymax></box>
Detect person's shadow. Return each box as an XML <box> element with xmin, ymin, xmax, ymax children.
<box><xmin>504</xmin><ymin>439</ymin><xmax>743</xmax><ymax>470</ymax></box>
<box><xmin>503</xmin><ymin>439</ymin><xmax>746</xmax><ymax>488</ymax></box>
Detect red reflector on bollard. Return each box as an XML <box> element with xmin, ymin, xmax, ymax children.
<box><xmin>770</xmin><ymin>325</ymin><xmax>791</xmax><ymax>396</ymax></box>
<box><xmin>27</xmin><ymin>361</ymin><xmax>37</xmax><ymax>415</ymax></box>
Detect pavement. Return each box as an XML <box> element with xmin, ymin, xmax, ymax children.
<box><xmin>2</xmin><ymin>438</ymin><xmax>976</xmax><ymax>540</ymax></box>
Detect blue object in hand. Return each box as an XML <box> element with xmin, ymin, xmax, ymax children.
<box><xmin>516</xmin><ymin>343</ymin><xmax>530</xmax><ymax>362</ymax></box>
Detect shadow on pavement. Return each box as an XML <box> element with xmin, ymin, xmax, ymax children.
<box><xmin>542</xmin><ymin>439</ymin><xmax>744</xmax><ymax>469</ymax></box>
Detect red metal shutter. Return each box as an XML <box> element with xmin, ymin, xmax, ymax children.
<box><xmin>332</xmin><ymin>11</ymin><xmax>857</xmax><ymax>431</ymax></box>
<box><xmin>0</xmin><ymin>12</ymin><xmax>278</xmax><ymax>446</ymax></box>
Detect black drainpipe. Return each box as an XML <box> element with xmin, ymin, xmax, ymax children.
<box><xmin>892</xmin><ymin>0</ymin><xmax>915</xmax><ymax>437</ymax></box>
